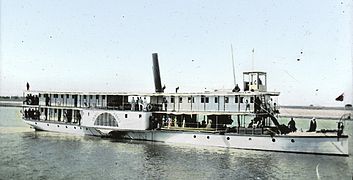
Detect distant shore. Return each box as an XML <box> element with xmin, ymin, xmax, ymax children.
<box><xmin>279</xmin><ymin>106</ymin><xmax>352</xmax><ymax>120</ymax></box>
<box><xmin>0</xmin><ymin>101</ymin><xmax>23</xmax><ymax>107</ymax></box>
<box><xmin>0</xmin><ymin>96</ymin><xmax>24</xmax><ymax>107</ymax></box>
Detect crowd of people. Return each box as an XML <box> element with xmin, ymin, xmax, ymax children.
<box><xmin>24</xmin><ymin>108</ymin><xmax>40</xmax><ymax>120</ymax></box>
<box><xmin>24</xmin><ymin>94</ymin><xmax>39</xmax><ymax>105</ymax></box>
<box><xmin>130</xmin><ymin>97</ymin><xmax>148</xmax><ymax>111</ymax></box>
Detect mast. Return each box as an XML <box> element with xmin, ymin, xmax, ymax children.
<box><xmin>251</xmin><ymin>48</ymin><xmax>255</xmax><ymax>71</ymax></box>
<box><xmin>231</xmin><ymin>44</ymin><xmax>236</xmax><ymax>86</ymax></box>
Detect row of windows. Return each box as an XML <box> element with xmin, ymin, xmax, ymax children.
<box><xmin>170</xmin><ymin>96</ymin><xmax>254</xmax><ymax>104</ymax></box>
<box><xmin>39</xmin><ymin>94</ymin><xmax>106</xmax><ymax>100</ymax></box>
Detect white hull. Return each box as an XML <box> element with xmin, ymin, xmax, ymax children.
<box><xmin>24</xmin><ymin>120</ymin><xmax>103</xmax><ymax>136</ymax></box>
<box><xmin>117</xmin><ymin>130</ymin><xmax>349</xmax><ymax>156</ymax></box>
<box><xmin>24</xmin><ymin>119</ymin><xmax>349</xmax><ymax>156</ymax></box>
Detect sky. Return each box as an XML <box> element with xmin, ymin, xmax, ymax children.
<box><xmin>0</xmin><ymin>0</ymin><xmax>352</xmax><ymax>106</ymax></box>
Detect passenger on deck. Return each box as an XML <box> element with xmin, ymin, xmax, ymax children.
<box><xmin>162</xmin><ymin>98</ymin><xmax>167</xmax><ymax>111</ymax></box>
<box><xmin>167</xmin><ymin>117</ymin><xmax>172</xmax><ymax>129</ymax></box>
<box><xmin>201</xmin><ymin>120</ymin><xmax>206</xmax><ymax>128</ymax></box>
<box><xmin>138</xmin><ymin>97</ymin><xmax>143</xmax><ymax>111</ymax></box>
<box><xmin>307</xmin><ymin>117</ymin><xmax>317</xmax><ymax>132</ymax></box>
<box><xmin>173</xmin><ymin>117</ymin><xmax>178</xmax><ymax>127</ymax></box>
<box><xmin>255</xmin><ymin>97</ymin><xmax>261</xmax><ymax>112</ymax></box>
<box><xmin>143</xmin><ymin>97</ymin><xmax>147</xmax><ymax>111</ymax></box>
<box><xmin>24</xmin><ymin>109</ymin><xmax>28</xmax><ymax>118</ymax></box>
<box><xmin>245</xmin><ymin>100</ymin><xmax>250</xmax><ymax>111</ymax></box>
<box><xmin>83</xmin><ymin>99</ymin><xmax>88</xmax><ymax>107</ymax></box>
<box><xmin>273</xmin><ymin>102</ymin><xmax>278</xmax><ymax>113</ymax></box>
<box><xmin>232</xmin><ymin>84</ymin><xmax>240</xmax><ymax>92</ymax></box>
<box><xmin>206</xmin><ymin>120</ymin><xmax>212</xmax><ymax>129</ymax></box>
<box><xmin>136</xmin><ymin>97</ymin><xmax>140</xmax><ymax>111</ymax></box>
<box><xmin>248</xmin><ymin>120</ymin><xmax>254</xmax><ymax>128</ymax></box>
<box><xmin>131</xmin><ymin>97</ymin><xmax>136</xmax><ymax>111</ymax></box>
<box><xmin>287</xmin><ymin>118</ymin><xmax>297</xmax><ymax>132</ymax></box>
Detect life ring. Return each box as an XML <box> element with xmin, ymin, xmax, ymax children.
<box><xmin>147</xmin><ymin>104</ymin><xmax>153</xmax><ymax>111</ymax></box>
<box><xmin>27</xmin><ymin>99</ymin><xmax>32</xmax><ymax>105</ymax></box>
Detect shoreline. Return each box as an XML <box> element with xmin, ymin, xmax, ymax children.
<box><xmin>279</xmin><ymin>107</ymin><xmax>352</xmax><ymax>120</ymax></box>
<box><xmin>0</xmin><ymin>101</ymin><xmax>23</xmax><ymax>107</ymax></box>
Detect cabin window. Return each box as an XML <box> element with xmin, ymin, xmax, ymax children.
<box><xmin>139</xmin><ymin>114</ymin><xmax>142</xmax><ymax>118</ymax></box>
<box><xmin>171</xmin><ymin>96</ymin><xmax>175</xmax><ymax>103</ymax></box>
<box><xmin>215</xmin><ymin>97</ymin><xmax>218</xmax><ymax>103</ymax></box>
<box><xmin>250</xmin><ymin>97</ymin><xmax>254</xmax><ymax>103</ymax></box>
<box><xmin>235</xmin><ymin>96</ymin><xmax>239</xmax><ymax>103</ymax></box>
<box><xmin>179</xmin><ymin>97</ymin><xmax>183</xmax><ymax>103</ymax></box>
<box><xmin>201</xmin><ymin>96</ymin><xmax>209</xmax><ymax>103</ymax></box>
<box><xmin>125</xmin><ymin>114</ymin><xmax>128</xmax><ymax>118</ymax></box>
<box><xmin>188</xmin><ymin>97</ymin><xmax>192</xmax><ymax>103</ymax></box>
<box><xmin>240</xmin><ymin>97</ymin><xmax>244</xmax><ymax>103</ymax></box>
<box><xmin>224</xmin><ymin>97</ymin><xmax>229</xmax><ymax>103</ymax></box>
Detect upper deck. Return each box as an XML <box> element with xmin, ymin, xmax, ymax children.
<box><xmin>23</xmin><ymin>89</ymin><xmax>279</xmax><ymax>115</ymax></box>
<box><xmin>23</xmin><ymin>70</ymin><xmax>279</xmax><ymax>114</ymax></box>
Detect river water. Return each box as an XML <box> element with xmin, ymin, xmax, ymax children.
<box><xmin>1</xmin><ymin>106</ymin><xmax>352</xmax><ymax>179</ymax></box>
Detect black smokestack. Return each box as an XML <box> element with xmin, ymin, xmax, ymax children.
<box><xmin>152</xmin><ymin>53</ymin><xmax>163</xmax><ymax>93</ymax></box>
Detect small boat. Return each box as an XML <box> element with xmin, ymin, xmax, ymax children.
<box><xmin>22</xmin><ymin>53</ymin><xmax>349</xmax><ymax>156</ymax></box>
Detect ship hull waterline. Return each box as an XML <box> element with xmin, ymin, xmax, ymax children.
<box><xmin>24</xmin><ymin>119</ymin><xmax>349</xmax><ymax>156</ymax></box>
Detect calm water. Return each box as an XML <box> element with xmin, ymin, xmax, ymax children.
<box><xmin>1</xmin><ymin>106</ymin><xmax>353</xmax><ymax>180</ymax></box>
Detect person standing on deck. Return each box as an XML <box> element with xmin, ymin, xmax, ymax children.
<box><xmin>143</xmin><ymin>97</ymin><xmax>147</xmax><ymax>111</ymax></box>
<box><xmin>26</xmin><ymin>82</ymin><xmax>30</xmax><ymax>91</ymax></box>
<box><xmin>307</xmin><ymin>117</ymin><xmax>317</xmax><ymax>132</ymax></box>
<box><xmin>131</xmin><ymin>97</ymin><xmax>136</xmax><ymax>111</ymax></box>
<box><xmin>245</xmin><ymin>100</ymin><xmax>250</xmax><ymax>111</ymax></box>
<box><xmin>287</xmin><ymin>118</ymin><xmax>297</xmax><ymax>132</ymax></box>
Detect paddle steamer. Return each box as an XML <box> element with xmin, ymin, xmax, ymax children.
<box><xmin>22</xmin><ymin>53</ymin><xmax>349</xmax><ymax>156</ymax></box>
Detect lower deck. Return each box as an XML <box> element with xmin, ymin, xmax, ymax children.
<box><xmin>24</xmin><ymin>119</ymin><xmax>349</xmax><ymax>156</ymax></box>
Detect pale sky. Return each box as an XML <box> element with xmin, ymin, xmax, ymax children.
<box><xmin>0</xmin><ymin>0</ymin><xmax>352</xmax><ymax>106</ymax></box>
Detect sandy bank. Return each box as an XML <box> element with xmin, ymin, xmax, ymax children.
<box><xmin>279</xmin><ymin>107</ymin><xmax>352</xmax><ymax>119</ymax></box>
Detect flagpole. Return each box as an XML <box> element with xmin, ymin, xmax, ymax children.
<box><xmin>252</xmin><ymin>48</ymin><xmax>255</xmax><ymax>71</ymax></box>
<box><xmin>231</xmin><ymin>44</ymin><xmax>236</xmax><ymax>86</ymax></box>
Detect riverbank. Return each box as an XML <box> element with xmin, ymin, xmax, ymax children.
<box><xmin>279</xmin><ymin>106</ymin><xmax>352</xmax><ymax>120</ymax></box>
<box><xmin>0</xmin><ymin>101</ymin><xmax>22</xmax><ymax>107</ymax></box>
<box><xmin>0</xmin><ymin>96</ymin><xmax>24</xmax><ymax>107</ymax></box>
